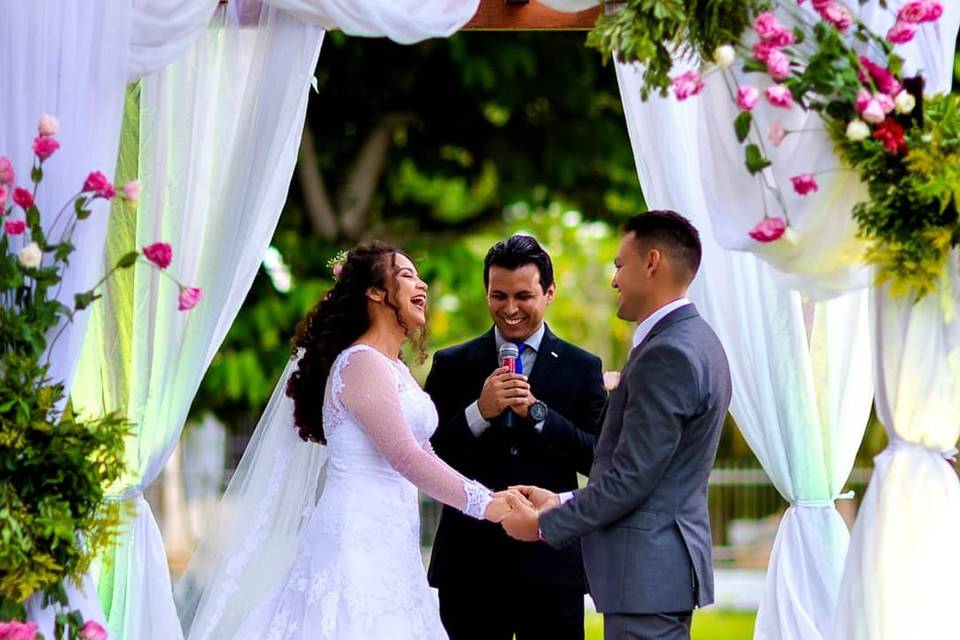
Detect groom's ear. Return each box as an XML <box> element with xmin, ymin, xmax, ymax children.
<box><xmin>645</xmin><ymin>248</ymin><xmax>663</xmax><ymax>276</ymax></box>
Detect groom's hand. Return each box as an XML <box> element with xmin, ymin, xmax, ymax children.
<box><xmin>483</xmin><ymin>489</ymin><xmax>532</xmax><ymax>523</ymax></box>
<box><xmin>501</xmin><ymin>502</ymin><xmax>541</xmax><ymax>542</ymax></box>
<box><xmin>509</xmin><ymin>485</ymin><xmax>560</xmax><ymax>513</ymax></box>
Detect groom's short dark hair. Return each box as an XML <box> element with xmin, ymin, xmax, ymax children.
<box><xmin>624</xmin><ymin>210</ymin><xmax>702</xmax><ymax>282</ymax></box>
<box><xmin>483</xmin><ymin>234</ymin><xmax>554</xmax><ymax>292</ymax></box>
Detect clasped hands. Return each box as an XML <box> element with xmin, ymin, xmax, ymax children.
<box><xmin>483</xmin><ymin>485</ymin><xmax>561</xmax><ymax>542</ymax></box>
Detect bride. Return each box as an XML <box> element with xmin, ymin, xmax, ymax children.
<box><xmin>176</xmin><ymin>242</ymin><xmax>525</xmax><ymax>639</ymax></box>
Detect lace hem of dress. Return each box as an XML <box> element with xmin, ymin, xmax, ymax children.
<box><xmin>461</xmin><ymin>479</ymin><xmax>491</xmax><ymax>520</ymax></box>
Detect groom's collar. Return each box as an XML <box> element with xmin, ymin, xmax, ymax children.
<box><xmin>631</xmin><ymin>298</ymin><xmax>693</xmax><ymax>349</ymax></box>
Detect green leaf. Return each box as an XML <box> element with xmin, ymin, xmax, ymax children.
<box><xmin>742</xmin><ymin>59</ymin><xmax>767</xmax><ymax>74</ymax></box>
<box><xmin>76</xmin><ymin>208</ymin><xmax>92</xmax><ymax>221</ymax></box>
<box><xmin>54</xmin><ymin>242</ymin><xmax>75</xmax><ymax>263</ymax></box>
<box><xmin>734</xmin><ymin>111</ymin><xmax>753</xmax><ymax>144</ymax></box>
<box><xmin>26</xmin><ymin>206</ymin><xmax>40</xmax><ymax>228</ymax></box>
<box><xmin>31</xmin><ymin>166</ymin><xmax>43</xmax><ymax>183</ymax></box>
<box><xmin>73</xmin><ymin>197</ymin><xmax>88</xmax><ymax>214</ymax></box>
<box><xmin>116</xmin><ymin>251</ymin><xmax>139</xmax><ymax>269</ymax></box>
<box><xmin>74</xmin><ymin>290</ymin><xmax>101</xmax><ymax>310</ymax></box>
<box><xmin>745</xmin><ymin>144</ymin><xmax>772</xmax><ymax>175</ymax></box>
<box><xmin>792</xmin><ymin>27</ymin><xmax>806</xmax><ymax>46</ymax></box>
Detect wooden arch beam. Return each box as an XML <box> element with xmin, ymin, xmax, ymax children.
<box><xmin>217</xmin><ymin>0</ymin><xmax>600</xmax><ymax>31</ymax></box>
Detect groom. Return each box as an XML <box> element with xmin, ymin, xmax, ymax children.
<box><xmin>501</xmin><ymin>211</ymin><xmax>732</xmax><ymax>640</ymax></box>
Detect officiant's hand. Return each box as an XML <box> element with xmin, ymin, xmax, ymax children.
<box><xmin>483</xmin><ymin>489</ymin><xmax>532</xmax><ymax>523</ymax></box>
<box><xmin>509</xmin><ymin>485</ymin><xmax>560</xmax><ymax>512</ymax></box>
<box><xmin>477</xmin><ymin>368</ymin><xmax>532</xmax><ymax>420</ymax></box>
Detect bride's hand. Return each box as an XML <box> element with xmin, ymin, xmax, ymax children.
<box><xmin>483</xmin><ymin>490</ymin><xmax>532</xmax><ymax>523</ymax></box>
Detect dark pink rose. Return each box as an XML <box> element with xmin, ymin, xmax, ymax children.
<box><xmin>0</xmin><ymin>156</ymin><xmax>15</xmax><ymax>185</ymax></box>
<box><xmin>4</xmin><ymin>219</ymin><xmax>26</xmax><ymax>235</ymax></box>
<box><xmin>672</xmin><ymin>71</ymin><xmax>704</xmax><ymax>101</ymax></box>
<box><xmin>753</xmin><ymin>41</ymin><xmax>777</xmax><ymax>64</ymax></box>
<box><xmin>791</xmin><ymin>174</ymin><xmax>819</xmax><ymax>196</ymax></box>
<box><xmin>78</xmin><ymin>620</ymin><xmax>109</xmax><ymax>640</ymax></box>
<box><xmin>32</xmin><ymin>135</ymin><xmax>60</xmax><ymax>161</ymax></box>
<box><xmin>142</xmin><ymin>242</ymin><xmax>173</xmax><ymax>269</ymax></box>
<box><xmin>766</xmin><ymin>85</ymin><xmax>794</xmax><ymax>109</ymax></box>
<box><xmin>12</xmin><ymin>187</ymin><xmax>34</xmax><ymax>210</ymax></box>
<box><xmin>83</xmin><ymin>171</ymin><xmax>110</xmax><ymax>193</ymax></box>
<box><xmin>898</xmin><ymin>1</ymin><xmax>930</xmax><ymax>23</ymax></box>
<box><xmin>0</xmin><ymin>620</ymin><xmax>40</xmax><ymax>640</ymax></box>
<box><xmin>923</xmin><ymin>1</ymin><xmax>943</xmax><ymax>21</ymax></box>
<box><xmin>749</xmin><ymin>217</ymin><xmax>788</xmax><ymax>243</ymax></box>
<box><xmin>178</xmin><ymin>286</ymin><xmax>203</xmax><ymax>311</ymax></box>
<box><xmin>887</xmin><ymin>21</ymin><xmax>917</xmax><ymax>44</ymax></box>
<box><xmin>858</xmin><ymin>57</ymin><xmax>902</xmax><ymax>96</ymax></box>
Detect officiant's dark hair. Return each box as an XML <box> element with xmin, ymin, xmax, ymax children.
<box><xmin>287</xmin><ymin>241</ymin><xmax>427</xmax><ymax>444</ymax></box>
<box><xmin>483</xmin><ymin>234</ymin><xmax>554</xmax><ymax>293</ymax></box>
<box><xmin>624</xmin><ymin>210</ymin><xmax>702</xmax><ymax>283</ymax></box>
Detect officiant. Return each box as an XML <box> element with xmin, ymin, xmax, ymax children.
<box><xmin>425</xmin><ymin>235</ymin><xmax>607</xmax><ymax>640</ymax></box>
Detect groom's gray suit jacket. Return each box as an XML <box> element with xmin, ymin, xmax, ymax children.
<box><xmin>539</xmin><ymin>304</ymin><xmax>731</xmax><ymax>614</ymax></box>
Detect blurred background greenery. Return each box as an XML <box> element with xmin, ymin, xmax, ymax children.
<box><xmin>191</xmin><ymin>31</ymin><xmax>960</xmax><ymax>459</ymax></box>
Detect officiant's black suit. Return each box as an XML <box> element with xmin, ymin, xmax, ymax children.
<box><xmin>425</xmin><ymin>324</ymin><xmax>606</xmax><ymax>640</ymax></box>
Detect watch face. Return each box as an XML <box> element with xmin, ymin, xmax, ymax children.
<box><xmin>530</xmin><ymin>402</ymin><xmax>547</xmax><ymax>422</ymax></box>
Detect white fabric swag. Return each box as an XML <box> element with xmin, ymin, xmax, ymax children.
<box><xmin>0</xmin><ymin>0</ymin><xmax>217</xmax><ymax>633</ymax></box>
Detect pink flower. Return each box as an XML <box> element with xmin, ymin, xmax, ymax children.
<box><xmin>820</xmin><ymin>2</ymin><xmax>853</xmax><ymax>30</ymax></box>
<box><xmin>83</xmin><ymin>171</ymin><xmax>116</xmax><ymax>199</ymax></box>
<box><xmin>887</xmin><ymin>21</ymin><xmax>917</xmax><ymax>44</ymax></box>
<box><xmin>765</xmin><ymin>85</ymin><xmax>794</xmax><ymax>109</ymax></box>
<box><xmin>0</xmin><ymin>620</ymin><xmax>40</xmax><ymax>640</ymax></box>
<box><xmin>4</xmin><ymin>219</ymin><xmax>26</xmax><ymax>235</ymax></box>
<box><xmin>876</xmin><ymin>92</ymin><xmax>895</xmax><ymax>114</ymax></box>
<box><xmin>736</xmin><ymin>86</ymin><xmax>760</xmax><ymax>111</ymax></box>
<box><xmin>332</xmin><ymin>263</ymin><xmax>343</xmax><ymax>280</ymax></box>
<box><xmin>811</xmin><ymin>0</ymin><xmax>832</xmax><ymax>9</ymax></box>
<box><xmin>142</xmin><ymin>242</ymin><xmax>173</xmax><ymax>269</ymax></box>
<box><xmin>766</xmin><ymin>49</ymin><xmax>791</xmax><ymax>80</ymax></box>
<box><xmin>791</xmin><ymin>174</ymin><xmax>819</xmax><ymax>196</ymax></box>
<box><xmin>672</xmin><ymin>71</ymin><xmax>704</xmax><ymax>101</ymax></box>
<box><xmin>862</xmin><ymin>99</ymin><xmax>886</xmax><ymax>123</ymax></box>
<box><xmin>0</xmin><ymin>185</ymin><xmax>8</xmax><ymax>206</ymax></box>
<box><xmin>753</xmin><ymin>12</ymin><xmax>785</xmax><ymax>40</ymax></box>
<box><xmin>855</xmin><ymin>88</ymin><xmax>873</xmax><ymax>112</ymax></box>
<box><xmin>923</xmin><ymin>1</ymin><xmax>944</xmax><ymax>22</ymax></box>
<box><xmin>78</xmin><ymin>620</ymin><xmax>109</xmax><ymax>640</ymax></box>
<box><xmin>753</xmin><ymin>41</ymin><xmax>777</xmax><ymax>64</ymax></box>
<box><xmin>769</xmin><ymin>120</ymin><xmax>787</xmax><ymax>147</ymax></box>
<box><xmin>122</xmin><ymin>179</ymin><xmax>142</xmax><ymax>202</ymax></box>
<box><xmin>0</xmin><ymin>156</ymin><xmax>15</xmax><ymax>185</ymax></box>
<box><xmin>749</xmin><ymin>217</ymin><xmax>788</xmax><ymax>243</ymax></box>
<box><xmin>178</xmin><ymin>286</ymin><xmax>203</xmax><ymax>311</ymax></box>
<box><xmin>32</xmin><ymin>135</ymin><xmax>60</xmax><ymax>161</ymax></box>
<box><xmin>38</xmin><ymin>114</ymin><xmax>60</xmax><ymax>137</ymax></box>
<box><xmin>898</xmin><ymin>1</ymin><xmax>929</xmax><ymax>23</ymax></box>
<box><xmin>13</xmin><ymin>187</ymin><xmax>34</xmax><ymax>210</ymax></box>
<box><xmin>858</xmin><ymin>57</ymin><xmax>901</xmax><ymax>96</ymax></box>
<box><xmin>767</xmin><ymin>28</ymin><xmax>796</xmax><ymax>48</ymax></box>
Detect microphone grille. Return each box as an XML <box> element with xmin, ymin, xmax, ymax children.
<box><xmin>498</xmin><ymin>343</ymin><xmax>519</xmax><ymax>359</ymax></box>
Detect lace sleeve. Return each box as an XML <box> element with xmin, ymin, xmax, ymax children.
<box><xmin>337</xmin><ymin>348</ymin><xmax>492</xmax><ymax>519</ymax></box>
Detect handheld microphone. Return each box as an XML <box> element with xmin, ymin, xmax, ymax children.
<box><xmin>498</xmin><ymin>343</ymin><xmax>520</xmax><ymax>428</ymax></box>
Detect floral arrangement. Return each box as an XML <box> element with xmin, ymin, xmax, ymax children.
<box><xmin>0</xmin><ymin>116</ymin><xmax>202</xmax><ymax>639</ymax></box>
<box><xmin>589</xmin><ymin>0</ymin><xmax>958</xmax><ymax>296</ymax></box>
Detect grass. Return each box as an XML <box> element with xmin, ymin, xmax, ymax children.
<box><xmin>585</xmin><ymin>609</ymin><xmax>756</xmax><ymax>640</ymax></box>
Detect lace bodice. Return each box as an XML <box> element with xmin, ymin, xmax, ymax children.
<box><xmin>322</xmin><ymin>344</ymin><xmax>491</xmax><ymax>519</ymax></box>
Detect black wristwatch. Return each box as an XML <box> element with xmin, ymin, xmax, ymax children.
<box><xmin>529</xmin><ymin>400</ymin><xmax>548</xmax><ymax>423</ymax></box>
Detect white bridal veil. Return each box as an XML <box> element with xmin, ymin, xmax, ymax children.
<box><xmin>175</xmin><ymin>353</ymin><xmax>328</xmax><ymax>640</ymax></box>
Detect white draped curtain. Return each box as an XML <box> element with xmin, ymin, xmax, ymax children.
<box><xmin>614</xmin><ymin>60</ymin><xmax>874</xmax><ymax>640</ymax></box>
<box><xmin>71</xmin><ymin>4</ymin><xmax>324</xmax><ymax>638</ymax></box>
<box><xmin>1</xmin><ymin>0</ymin><xmax>218</xmax><ymax>633</ymax></box>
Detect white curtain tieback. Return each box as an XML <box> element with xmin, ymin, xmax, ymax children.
<box><xmin>104</xmin><ymin>486</ymin><xmax>144</xmax><ymax>502</ymax></box>
<box><xmin>884</xmin><ymin>437</ymin><xmax>958</xmax><ymax>462</ymax></box>
<box><xmin>793</xmin><ymin>491</ymin><xmax>855</xmax><ymax>508</ymax></box>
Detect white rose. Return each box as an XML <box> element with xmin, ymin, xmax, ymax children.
<box><xmin>894</xmin><ymin>90</ymin><xmax>916</xmax><ymax>115</ymax></box>
<box><xmin>713</xmin><ymin>44</ymin><xmax>736</xmax><ymax>70</ymax></box>
<box><xmin>18</xmin><ymin>241</ymin><xmax>42</xmax><ymax>269</ymax></box>
<box><xmin>38</xmin><ymin>114</ymin><xmax>60</xmax><ymax>137</ymax></box>
<box><xmin>846</xmin><ymin>119</ymin><xmax>870</xmax><ymax>142</ymax></box>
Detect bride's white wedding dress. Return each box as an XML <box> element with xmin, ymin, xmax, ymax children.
<box><xmin>227</xmin><ymin>344</ymin><xmax>492</xmax><ymax>639</ymax></box>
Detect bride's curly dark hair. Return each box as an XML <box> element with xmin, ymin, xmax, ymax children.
<box><xmin>286</xmin><ymin>241</ymin><xmax>427</xmax><ymax>444</ymax></box>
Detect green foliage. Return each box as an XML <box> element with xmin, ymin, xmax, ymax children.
<box><xmin>585</xmin><ymin>0</ymin><xmax>769</xmax><ymax>98</ymax></box>
<box><xmin>1</xmin><ymin>144</ymin><xmax>132</xmax><ymax>631</ymax></box>
<box><xmin>832</xmin><ymin>93</ymin><xmax>960</xmax><ymax>297</ymax></box>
